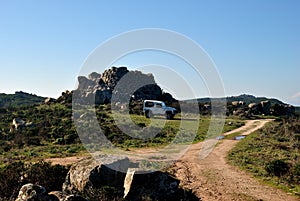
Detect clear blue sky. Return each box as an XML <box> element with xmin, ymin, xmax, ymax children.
<box><xmin>0</xmin><ymin>0</ymin><xmax>299</xmax><ymax>105</ymax></box>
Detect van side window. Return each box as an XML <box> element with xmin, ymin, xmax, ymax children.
<box><xmin>156</xmin><ymin>103</ymin><xmax>162</xmax><ymax>108</ymax></box>
<box><xmin>145</xmin><ymin>101</ymin><xmax>154</xmax><ymax>107</ymax></box>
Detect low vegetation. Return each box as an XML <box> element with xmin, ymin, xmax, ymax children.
<box><xmin>0</xmin><ymin>160</ymin><xmax>68</xmax><ymax>200</ymax></box>
<box><xmin>228</xmin><ymin>117</ymin><xmax>300</xmax><ymax>195</ymax></box>
<box><xmin>0</xmin><ymin>103</ymin><xmax>244</xmax><ymax>165</ymax></box>
<box><xmin>0</xmin><ymin>91</ymin><xmax>45</xmax><ymax>108</ymax></box>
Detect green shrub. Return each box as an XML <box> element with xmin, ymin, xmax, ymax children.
<box><xmin>292</xmin><ymin>162</ymin><xmax>300</xmax><ymax>183</ymax></box>
<box><xmin>0</xmin><ymin>161</ymin><xmax>69</xmax><ymax>200</ymax></box>
<box><xmin>265</xmin><ymin>159</ymin><xmax>290</xmax><ymax>177</ymax></box>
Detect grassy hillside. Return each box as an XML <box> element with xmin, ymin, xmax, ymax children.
<box><xmin>0</xmin><ymin>91</ymin><xmax>46</xmax><ymax>108</ymax></box>
<box><xmin>228</xmin><ymin>117</ymin><xmax>300</xmax><ymax>195</ymax></box>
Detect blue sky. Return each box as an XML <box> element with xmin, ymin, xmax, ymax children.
<box><xmin>0</xmin><ymin>1</ymin><xmax>299</xmax><ymax>105</ymax></box>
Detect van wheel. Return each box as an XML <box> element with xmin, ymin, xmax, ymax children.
<box><xmin>145</xmin><ymin>110</ymin><xmax>152</xmax><ymax>118</ymax></box>
<box><xmin>166</xmin><ymin>112</ymin><xmax>174</xmax><ymax>120</ymax></box>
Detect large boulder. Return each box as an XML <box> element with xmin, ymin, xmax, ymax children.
<box><xmin>62</xmin><ymin>155</ymin><xmax>130</xmax><ymax>194</ymax></box>
<box><xmin>124</xmin><ymin>169</ymin><xmax>183</xmax><ymax>201</ymax></box>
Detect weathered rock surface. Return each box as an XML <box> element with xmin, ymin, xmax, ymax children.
<box><xmin>62</xmin><ymin>155</ymin><xmax>130</xmax><ymax>194</ymax></box>
<box><xmin>230</xmin><ymin>99</ymin><xmax>295</xmax><ymax>117</ymax></box>
<box><xmin>15</xmin><ymin>184</ymin><xmax>87</xmax><ymax>201</ymax></box>
<box><xmin>124</xmin><ymin>169</ymin><xmax>185</xmax><ymax>201</ymax></box>
<box><xmin>15</xmin><ymin>183</ymin><xmax>57</xmax><ymax>201</ymax></box>
<box><xmin>70</xmin><ymin>66</ymin><xmax>175</xmax><ymax>105</ymax></box>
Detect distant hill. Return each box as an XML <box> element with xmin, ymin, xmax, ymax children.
<box><xmin>0</xmin><ymin>91</ymin><xmax>46</xmax><ymax>108</ymax></box>
<box><xmin>184</xmin><ymin>94</ymin><xmax>285</xmax><ymax>106</ymax></box>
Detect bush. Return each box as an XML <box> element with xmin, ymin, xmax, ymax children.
<box><xmin>0</xmin><ymin>161</ymin><xmax>69</xmax><ymax>200</ymax></box>
<box><xmin>265</xmin><ymin>159</ymin><xmax>290</xmax><ymax>177</ymax></box>
<box><xmin>0</xmin><ymin>161</ymin><xmax>24</xmax><ymax>199</ymax></box>
<box><xmin>292</xmin><ymin>162</ymin><xmax>300</xmax><ymax>183</ymax></box>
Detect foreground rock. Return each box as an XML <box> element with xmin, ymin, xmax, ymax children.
<box><xmin>62</xmin><ymin>155</ymin><xmax>199</xmax><ymax>200</ymax></box>
<box><xmin>124</xmin><ymin>168</ymin><xmax>198</xmax><ymax>201</ymax></box>
<box><xmin>15</xmin><ymin>184</ymin><xmax>49</xmax><ymax>201</ymax></box>
<box><xmin>15</xmin><ymin>156</ymin><xmax>199</xmax><ymax>201</ymax></box>
<box><xmin>62</xmin><ymin>155</ymin><xmax>130</xmax><ymax>194</ymax></box>
<box><xmin>15</xmin><ymin>184</ymin><xmax>87</xmax><ymax>201</ymax></box>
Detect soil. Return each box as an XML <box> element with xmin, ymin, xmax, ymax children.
<box><xmin>45</xmin><ymin>156</ymin><xmax>85</xmax><ymax>166</ymax></box>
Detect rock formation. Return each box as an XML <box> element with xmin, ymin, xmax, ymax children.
<box><xmin>10</xmin><ymin>118</ymin><xmax>34</xmax><ymax>132</ymax></box>
<box><xmin>69</xmin><ymin>66</ymin><xmax>175</xmax><ymax>105</ymax></box>
<box><xmin>229</xmin><ymin>99</ymin><xmax>295</xmax><ymax>117</ymax></box>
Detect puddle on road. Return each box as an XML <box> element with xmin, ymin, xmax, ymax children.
<box><xmin>234</xmin><ymin>135</ymin><xmax>246</xmax><ymax>140</ymax></box>
<box><xmin>216</xmin><ymin>136</ymin><xmax>225</xmax><ymax>140</ymax></box>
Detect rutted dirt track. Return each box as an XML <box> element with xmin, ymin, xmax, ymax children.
<box><xmin>174</xmin><ymin>119</ymin><xmax>299</xmax><ymax>201</ymax></box>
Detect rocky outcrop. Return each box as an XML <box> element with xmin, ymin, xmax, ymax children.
<box><xmin>230</xmin><ymin>100</ymin><xmax>295</xmax><ymax>117</ymax></box>
<box><xmin>272</xmin><ymin>104</ymin><xmax>296</xmax><ymax>116</ymax></box>
<box><xmin>56</xmin><ymin>91</ymin><xmax>72</xmax><ymax>104</ymax></box>
<box><xmin>44</xmin><ymin>97</ymin><xmax>56</xmax><ymax>105</ymax></box>
<box><xmin>231</xmin><ymin>101</ymin><xmax>245</xmax><ymax>107</ymax></box>
<box><xmin>72</xmin><ymin>66</ymin><xmax>174</xmax><ymax>105</ymax></box>
<box><xmin>10</xmin><ymin>118</ymin><xmax>34</xmax><ymax>132</ymax></box>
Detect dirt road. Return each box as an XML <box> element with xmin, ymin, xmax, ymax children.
<box><xmin>173</xmin><ymin>119</ymin><xmax>299</xmax><ymax>201</ymax></box>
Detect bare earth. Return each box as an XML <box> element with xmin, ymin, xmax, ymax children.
<box><xmin>46</xmin><ymin>119</ymin><xmax>299</xmax><ymax>200</ymax></box>
<box><xmin>174</xmin><ymin>119</ymin><xmax>299</xmax><ymax>201</ymax></box>
<box><xmin>45</xmin><ymin>156</ymin><xmax>85</xmax><ymax>166</ymax></box>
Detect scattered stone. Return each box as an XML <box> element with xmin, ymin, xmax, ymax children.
<box><xmin>12</xmin><ymin>117</ymin><xmax>26</xmax><ymax>130</ymax></box>
<box><xmin>10</xmin><ymin>118</ymin><xmax>36</xmax><ymax>132</ymax></box>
